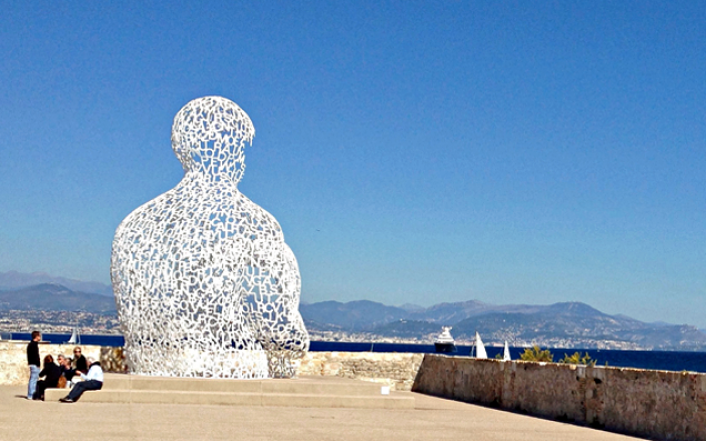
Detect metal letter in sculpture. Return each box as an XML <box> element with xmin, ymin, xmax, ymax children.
<box><xmin>111</xmin><ymin>96</ymin><xmax>309</xmax><ymax>379</ymax></box>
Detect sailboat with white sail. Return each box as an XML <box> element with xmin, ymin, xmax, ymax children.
<box><xmin>67</xmin><ymin>327</ymin><xmax>80</xmax><ymax>345</ymax></box>
<box><xmin>473</xmin><ymin>331</ymin><xmax>488</xmax><ymax>359</ymax></box>
<box><xmin>503</xmin><ymin>340</ymin><xmax>511</xmax><ymax>361</ymax></box>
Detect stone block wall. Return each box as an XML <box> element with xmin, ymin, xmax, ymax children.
<box><xmin>100</xmin><ymin>346</ymin><xmax>127</xmax><ymax>373</ymax></box>
<box><xmin>412</xmin><ymin>354</ymin><xmax>706</xmax><ymax>441</ymax></box>
<box><xmin>299</xmin><ymin>352</ymin><xmax>424</xmax><ymax>391</ymax></box>
<box><xmin>0</xmin><ymin>341</ymin><xmax>125</xmax><ymax>385</ymax></box>
<box><xmin>598</xmin><ymin>367</ymin><xmax>706</xmax><ymax>440</ymax></box>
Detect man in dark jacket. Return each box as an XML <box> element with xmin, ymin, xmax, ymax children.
<box><xmin>26</xmin><ymin>330</ymin><xmax>41</xmax><ymax>400</ymax></box>
<box><xmin>72</xmin><ymin>347</ymin><xmax>88</xmax><ymax>374</ymax></box>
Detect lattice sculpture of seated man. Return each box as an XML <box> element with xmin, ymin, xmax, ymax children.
<box><xmin>111</xmin><ymin>96</ymin><xmax>309</xmax><ymax>379</ymax></box>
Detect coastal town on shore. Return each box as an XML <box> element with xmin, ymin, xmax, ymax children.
<box><xmin>0</xmin><ymin>310</ymin><xmax>120</xmax><ymax>336</ymax></box>
<box><xmin>0</xmin><ymin>309</ymin><xmax>644</xmax><ymax>350</ymax></box>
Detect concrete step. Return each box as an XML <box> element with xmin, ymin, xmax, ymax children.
<box><xmin>43</xmin><ymin>389</ymin><xmax>414</xmax><ymax>409</ymax></box>
<box><xmin>43</xmin><ymin>374</ymin><xmax>414</xmax><ymax>409</ymax></box>
<box><xmin>99</xmin><ymin>374</ymin><xmax>384</xmax><ymax>396</ymax></box>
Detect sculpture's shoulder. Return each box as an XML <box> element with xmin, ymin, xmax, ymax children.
<box><xmin>113</xmin><ymin>188</ymin><xmax>179</xmax><ymax>242</ymax></box>
<box><xmin>112</xmin><ymin>183</ymin><xmax>287</xmax><ymax>248</ymax></box>
<box><xmin>234</xmin><ymin>192</ymin><xmax>284</xmax><ymax>238</ymax></box>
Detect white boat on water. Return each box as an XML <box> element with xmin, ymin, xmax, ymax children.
<box><xmin>434</xmin><ymin>327</ymin><xmax>457</xmax><ymax>353</ymax></box>
<box><xmin>473</xmin><ymin>331</ymin><xmax>488</xmax><ymax>359</ymax></box>
<box><xmin>503</xmin><ymin>340</ymin><xmax>511</xmax><ymax>361</ymax></box>
<box><xmin>67</xmin><ymin>327</ymin><xmax>80</xmax><ymax>345</ymax></box>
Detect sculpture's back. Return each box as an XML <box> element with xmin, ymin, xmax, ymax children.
<box><xmin>111</xmin><ymin>96</ymin><xmax>309</xmax><ymax>379</ymax></box>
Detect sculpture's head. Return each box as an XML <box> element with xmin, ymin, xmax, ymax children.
<box><xmin>171</xmin><ymin>96</ymin><xmax>255</xmax><ymax>183</ymax></box>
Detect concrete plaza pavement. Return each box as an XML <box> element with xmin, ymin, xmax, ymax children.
<box><xmin>1</xmin><ymin>385</ymin><xmax>643</xmax><ymax>441</ymax></box>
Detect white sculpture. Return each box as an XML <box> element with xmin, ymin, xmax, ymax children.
<box><xmin>111</xmin><ymin>96</ymin><xmax>309</xmax><ymax>379</ymax></box>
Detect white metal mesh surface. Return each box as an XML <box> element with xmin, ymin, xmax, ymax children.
<box><xmin>111</xmin><ymin>96</ymin><xmax>309</xmax><ymax>379</ymax></box>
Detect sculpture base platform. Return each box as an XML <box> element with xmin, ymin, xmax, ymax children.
<box><xmin>45</xmin><ymin>374</ymin><xmax>414</xmax><ymax>409</ymax></box>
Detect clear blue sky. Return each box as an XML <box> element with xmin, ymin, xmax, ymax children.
<box><xmin>1</xmin><ymin>1</ymin><xmax>704</xmax><ymax>328</ymax></box>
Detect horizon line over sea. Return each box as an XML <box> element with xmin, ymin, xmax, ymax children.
<box><xmin>8</xmin><ymin>333</ymin><xmax>706</xmax><ymax>374</ymax></box>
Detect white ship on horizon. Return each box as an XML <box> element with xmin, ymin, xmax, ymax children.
<box><xmin>434</xmin><ymin>326</ymin><xmax>457</xmax><ymax>353</ymax></box>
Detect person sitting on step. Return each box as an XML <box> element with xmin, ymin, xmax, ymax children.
<box><xmin>72</xmin><ymin>347</ymin><xmax>88</xmax><ymax>374</ymax></box>
<box><xmin>59</xmin><ymin>357</ymin><xmax>103</xmax><ymax>403</ymax></box>
<box><xmin>56</xmin><ymin>354</ymin><xmax>74</xmax><ymax>387</ymax></box>
<box><xmin>33</xmin><ymin>355</ymin><xmax>62</xmax><ymax>400</ymax></box>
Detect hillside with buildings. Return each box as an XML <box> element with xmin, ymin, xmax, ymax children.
<box><xmin>1</xmin><ymin>278</ymin><xmax>705</xmax><ymax>351</ymax></box>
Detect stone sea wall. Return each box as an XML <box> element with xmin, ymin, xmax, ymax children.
<box><xmin>412</xmin><ymin>354</ymin><xmax>706</xmax><ymax>441</ymax></box>
<box><xmin>299</xmin><ymin>351</ymin><xmax>424</xmax><ymax>391</ymax></box>
<box><xmin>0</xmin><ymin>341</ymin><xmax>126</xmax><ymax>385</ymax></box>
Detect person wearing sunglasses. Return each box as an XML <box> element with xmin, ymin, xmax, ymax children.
<box><xmin>72</xmin><ymin>347</ymin><xmax>88</xmax><ymax>374</ymax></box>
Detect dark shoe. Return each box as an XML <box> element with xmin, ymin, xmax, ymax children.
<box><xmin>59</xmin><ymin>397</ymin><xmax>74</xmax><ymax>403</ymax></box>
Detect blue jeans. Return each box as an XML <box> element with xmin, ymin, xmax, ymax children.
<box><xmin>27</xmin><ymin>365</ymin><xmax>40</xmax><ymax>399</ymax></box>
<box><xmin>67</xmin><ymin>380</ymin><xmax>102</xmax><ymax>401</ymax></box>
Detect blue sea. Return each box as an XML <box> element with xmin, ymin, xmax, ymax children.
<box><xmin>13</xmin><ymin>333</ymin><xmax>706</xmax><ymax>374</ymax></box>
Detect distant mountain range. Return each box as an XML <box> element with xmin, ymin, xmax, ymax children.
<box><xmin>0</xmin><ymin>271</ymin><xmax>113</xmax><ymax>296</ymax></box>
<box><xmin>0</xmin><ymin>283</ymin><xmax>116</xmax><ymax>313</ymax></box>
<box><xmin>300</xmin><ymin>299</ymin><xmax>706</xmax><ymax>351</ymax></box>
<box><xmin>2</xmin><ymin>271</ymin><xmax>704</xmax><ymax>351</ymax></box>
